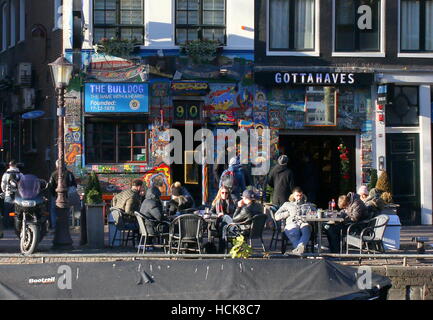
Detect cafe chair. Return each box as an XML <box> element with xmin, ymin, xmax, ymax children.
<box><xmin>346</xmin><ymin>214</ymin><xmax>389</xmax><ymax>254</ymax></box>
<box><xmin>266</xmin><ymin>205</ymin><xmax>284</xmax><ymax>251</ymax></box>
<box><xmin>168</xmin><ymin>214</ymin><xmax>205</xmax><ymax>254</ymax></box>
<box><xmin>134</xmin><ymin>211</ymin><xmax>170</xmax><ymax>253</ymax></box>
<box><xmin>110</xmin><ymin>208</ymin><xmax>138</xmax><ymax>247</ymax></box>
<box><xmin>224</xmin><ymin>214</ymin><xmax>268</xmax><ymax>254</ymax></box>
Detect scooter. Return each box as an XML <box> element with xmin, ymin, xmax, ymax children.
<box><xmin>9</xmin><ymin>174</ymin><xmax>49</xmax><ymax>255</ymax></box>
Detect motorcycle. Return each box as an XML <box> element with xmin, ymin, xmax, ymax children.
<box><xmin>9</xmin><ymin>174</ymin><xmax>50</xmax><ymax>255</ymax></box>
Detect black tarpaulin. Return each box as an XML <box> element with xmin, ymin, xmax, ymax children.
<box><xmin>0</xmin><ymin>259</ymin><xmax>391</xmax><ymax>300</ymax></box>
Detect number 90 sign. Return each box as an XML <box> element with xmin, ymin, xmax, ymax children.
<box><xmin>174</xmin><ymin>102</ymin><xmax>200</xmax><ymax>120</ymax></box>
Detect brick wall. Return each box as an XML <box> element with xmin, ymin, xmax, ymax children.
<box><xmin>372</xmin><ymin>266</ymin><xmax>433</xmax><ymax>300</ymax></box>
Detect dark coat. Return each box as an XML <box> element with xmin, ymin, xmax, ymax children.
<box><xmin>167</xmin><ymin>195</ymin><xmax>193</xmax><ymax>216</ymax></box>
<box><xmin>139</xmin><ymin>187</ymin><xmax>164</xmax><ymax>236</ymax></box>
<box><xmin>210</xmin><ymin>198</ymin><xmax>236</xmax><ymax>217</ymax></box>
<box><xmin>48</xmin><ymin>169</ymin><xmax>77</xmax><ymax>197</ymax></box>
<box><xmin>232</xmin><ymin>201</ymin><xmax>263</xmax><ymax>230</ymax></box>
<box><xmin>345</xmin><ymin>192</ymin><xmax>370</xmax><ymax>223</ymax></box>
<box><xmin>267</xmin><ymin>164</ymin><xmax>295</xmax><ymax>207</ymax></box>
<box><xmin>219</xmin><ymin>164</ymin><xmax>246</xmax><ymax>201</ymax></box>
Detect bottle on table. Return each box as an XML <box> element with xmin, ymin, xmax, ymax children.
<box><xmin>331</xmin><ymin>198</ymin><xmax>336</xmax><ymax>211</ymax></box>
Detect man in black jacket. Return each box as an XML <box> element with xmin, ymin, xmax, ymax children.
<box><xmin>267</xmin><ymin>155</ymin><xmax>295</xmax><ymax>207</ymax></box>
<box><xmin>139</xmin><ymin>186</ymin><xmax>168</xmax><ymax>237</ymax></box>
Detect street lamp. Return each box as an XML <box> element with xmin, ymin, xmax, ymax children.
<box><xmin>48</xmin><ymin>55</ymin><xmax>73</xmax><ymax>250</ymax></box>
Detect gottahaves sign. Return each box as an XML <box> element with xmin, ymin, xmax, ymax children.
<box><xmin>254</xmin><ymin>72</ymin><xmax>374</xmax><ymax>86</ymax></box>
<box><xmin>84</xmin><ymin>83</ymin><xmax>149</xmax><ymax>113</ymax></box>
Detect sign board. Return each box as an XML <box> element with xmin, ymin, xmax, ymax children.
<box><xmin>84</xmin><ymin>83</ymin><xmax>149</xmax><ymax>113</ymax></box>
<box><xmin>255</xmin><ymin>71</ymin><xmax>374</xmax><ymax>86</ymax></box>
<box><xmin>171</xmin><ymin>81</ymin><xmax>209</xmax><ymax>96</ymax></box>
<box><xmin>173</xmin><ymin>100</ymin><xmax>202</xmax><ymax>121</ymax></box>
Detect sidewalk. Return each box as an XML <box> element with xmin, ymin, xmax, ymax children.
<box><xmin>0</xmin><ymin>225</ymin><xmax>432</xmax><ymax>263</ymax></box>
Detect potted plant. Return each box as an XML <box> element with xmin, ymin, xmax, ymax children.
<box><xmin>180</xmin><ymin>39</ymin><xmax>222</xmax><ymax>64</ymax></box>
<box><xmin>84</xmin><ymin>171</ymin><xmax>105</xmax><ymax>248</ymax></box>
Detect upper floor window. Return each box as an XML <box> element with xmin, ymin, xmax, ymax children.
<box><xmin>175</xmin><ymin>0</ymin><xmax>226</xmax><ymax>45</ymax></box>
<box><xmin>400</xmin><ymin>0</ymin><xmax>433</xmax><ymax>52</ymax></box>
<box><xmin>335</xmin><ymin>0</ymin><xmax>381</xmax><ymax>52</ymax></box>
<box><xmin>268</xmin><ymin>0</ymin><xmax>315</xmax><ymax>52</ymax></box>
<box><xmin>93</xmin><ymin>0</ymin><xmax>144</xmax><ymax>43</ymax></box>
<box><xmin>386</xmin><ymin>86</ymin><xmax>419</xmax><ymax>127</ymax></box>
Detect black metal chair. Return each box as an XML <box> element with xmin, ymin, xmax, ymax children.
<box><xmin>224</xmin><ymin>214</ymin><xmax>268</xmax><ymax>254</ymax></box>
<box><xmin>134</xmin><ymin>211</ymin><xmax>170</xmax><ymax>253</ymax></box>
<box><xmin>346</xmin><ymin>214</ymin><xmax>390</xmax><ymax>254</ymax></box>
<box><xmin>267</xmin><ymin>205</ymin><xmax>284</xmax><ymax>251</ymax></box>
<box><xmin>168</xmin><ymin>214</ymin><xmax>205</xmax><ymax>254</ymax></box>
<box><xmin>110</xmin><ymin>208</ymin><xmax>138</xmax><ymax>247</ymax></box>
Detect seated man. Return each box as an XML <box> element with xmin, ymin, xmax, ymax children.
<box><xmin>324</xmin><ymin>192</ymin><xmax>370</xmax><ymax>253</ymax></box>
<box><xmin>111</xmin><ymin>179</ymin><xmax>143</xmax><ymax>224</ymax></box>
<box><xmin>275</xmin><ymin>187</ymin><xmax>311</xmax><ymax>255</ymax></box>
<box><xmin>221</xmin><ymin>189</ymin><xmax>263</xmax><ymax>251</ymax></box>
<box><xmin>167</xmin><ymin>185</ymin><xmax>194</xmax><ymax>216</ymax></box>
<box><xmin>139</xmin><ymin>186</ymin><xmax>169</xmax><ymax>237</ymax></box>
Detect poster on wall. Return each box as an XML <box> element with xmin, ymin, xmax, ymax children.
<box><xmin>304</xmin><ymin>87</ymin><xmax>337</xmax><ymax>126</ymax></box>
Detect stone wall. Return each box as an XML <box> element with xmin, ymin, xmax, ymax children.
<box><xmin>372</xmin><ymin>266</ymin><xmax>433</xmax><ymax>300</ymax></box>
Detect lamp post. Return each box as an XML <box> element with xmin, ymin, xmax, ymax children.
<box><xmin>48</xmin><ymin>55</ymin><xmax>74</xmax><ymax>250</ymax></box>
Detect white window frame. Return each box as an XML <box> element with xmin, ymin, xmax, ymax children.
<box><xmin>1</xmin><ymin>3</ymin><xmax>7</xmax><ymax>52</ymax></box>
<box><xmin>397</xmin><ymin>0</ymin><xmax>433</xmax><ymax>58</ymax></box>
<box><xmin>266</xmin><ymin>0</ymin><xmax>320</xmax><ymax>57</ymax></box>
<box><xmin>332</xmin><ymin>0</ymin><xmax>386</xmax><ymax>57</ymax></box>
<box><xmin>9</xmin><ymin>0</ymin><xmax>16</xmax><ymax>47</ymax></box>
<box><xmin>53</xmin><ymin>0</ymin><xmax>62</xmax><ymax>31</ymax></box>
<box><xmin>19</xmin><ymin>0</ymin><xmax>24</xmax><ymax>42</ymax></box>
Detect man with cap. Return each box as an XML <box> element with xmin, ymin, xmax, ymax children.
<box><xmin>221</xmin><ymin>189</ymin><xmax>263</xmax><ymax>252</ymax></box>
<box><xmin>267</xmin><ymin>154</ymin><xmax>295</xmax><ymax>208</ymax></box>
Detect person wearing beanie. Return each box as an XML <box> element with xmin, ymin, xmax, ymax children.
<box><xmin>357</xmin><ymin>185</ymin><xmax>369</xmax><ymax>202</ymax></box>
<box><xmin>219</xmin><ymin>156</ymin><xmax>247</xmax><ymax>202</ymax></box>
<box><xmin>167</xmin><ymin>183</ymin><xmax>194</xmax><ymax>216</ymax></box>
<box><xmin>267</xmin><ymin>154</ymin><xmax>295</xmax><ymax>207</ymax></box>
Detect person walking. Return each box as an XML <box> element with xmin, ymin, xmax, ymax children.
<box><xmin>219</xmin><ymin>156</ymin><xmax>246</xmax><ymax>202</ymax></box>
<box><xmin>267</xmin><ymin>155</ymin><xmax>295</xmax><ymax>208</ymax></box>
<box><xmin>1</xmin><ymin>160</ymin><xmax>23</xmax><ymax>229</ymax></box>
<box><xmin>48</xmin><ymin>160</ymin><xmax>78</xmax><ymax>228</ymax></box>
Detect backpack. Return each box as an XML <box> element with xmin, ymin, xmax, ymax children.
<box><xmin>220</xmin><ymin>168</ymin><xmax>238</xmax><ymax>191</ymax></box>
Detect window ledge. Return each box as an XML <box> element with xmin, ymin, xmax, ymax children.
<box><xmin>332</xmin><ymin>52</ymin><xmax>385</xmax><ymax>58</ymax></box>
<box><xmin>398</xmin><ymin>53</ymin><xmax>433</xmax><ymax>58</ymax></box>
<box><xmin>266</xmin><ymin>51</ymin><xmax>320</xmax><ymax>57</ymax></box>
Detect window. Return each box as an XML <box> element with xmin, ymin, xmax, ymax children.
<box><xmin>54</xmin><ymin>0</ymin><xmax>62</xmax><ymax>30</ymax></box>
<box><xmin>19</xmin><ymin>0</ymin><xmax>24</xmax><ymax>41</ymax></box>
<box><xmin>93</xmin><ymin>0</ymin><xmax>144</xmax><ymax>43</ymax></box>
<box><xmin>175</xmin><ymin>0</ymin><xmax>226</xmax><ymax>45</ymax></box>
<box><xmin>386</xmin><ymin>86</ymin><xmax>419</xmax><ymax>127</ymax></box>
<box><xmin>335</xmin><ymin>0</ymin><xmax>381</xmax><ymax>52</ymax></box>
<box><xmin>2</xmin><ymin>3</ymin><xmax>7</xmax><ymax>51</ymax></box>
<box><xmin>268</xmin><ymin>0</ymin><xmax>315</xmax><ymax>51</ymax></box>
<box><xmin>10</xmin><ymin>0</ymin><xmax>16</xmax><ymax>46</ymax></box>
<box><xmin>85</xmin><ymin>120</ymin><xmax>147</xmax><ymax>163</ymax></box>
<box><xmin>400</xmin><ymin>0</ymin><xmax>433</xmax><ymax>52</ymax></box>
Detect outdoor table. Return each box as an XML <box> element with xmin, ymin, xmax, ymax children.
<box><xmin>304</xmin><ymin>214</ymin><xmax>345</xmax><ymax>255</ymax></box>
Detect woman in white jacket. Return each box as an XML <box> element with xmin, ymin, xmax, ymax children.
<box><xmin>275</xmin><ymin>187</ymin><xmax>312</xmax><ymax>255</ymax></box>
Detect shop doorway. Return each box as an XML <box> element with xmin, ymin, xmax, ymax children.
<box><xmin>278</xmin><ymin>134</ymin><xmax>357</xmax><ymax>209</ymax></box>
<box><xmin>170</xmin><ymin>124</ymin><xmax>203</xmax><ymax>206</ymax></box>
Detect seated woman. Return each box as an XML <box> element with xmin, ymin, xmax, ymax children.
<box><xmin>167</xmin><ymin>185</ymin><xmax>194</xmax><ymax>216</ymax></box>
<box><xmin>171</xmin><ymin>181</ymin><xmax>195</xmax><ymax>208</ymax></box>
<box><xmin>139</xmin><ymin>187</ymin><xmax>169</xmax><ymax>242</ymax></box>
<box><xmin>210</xmin><ymin>186</ymin><xmax>236</xmax><ymax>252</ymax></box>
<box><xmin>274</xmin><ymin>187</ymin><xmax>312</xmax><ymax>255</ymax></box>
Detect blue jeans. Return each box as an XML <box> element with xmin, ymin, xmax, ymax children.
<box><xmin>285</xmin><ymin>223</ymin><xmax>311</xmax><ymax>248</ymax></box>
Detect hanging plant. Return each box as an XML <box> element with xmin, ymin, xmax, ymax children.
<box><xmin>338</xmin><ymin>141</ymin><xmax>351</xmax><ymax>194</ymax></box>
<box><xmin>96</xmin><ymin>38</ymin><xmax>138</xmax><ymax>58</ymax></box>
<box><xmin>180</xmin><ymin>39</ymin><xmax>222</xmax><ymax>64</ymax></box>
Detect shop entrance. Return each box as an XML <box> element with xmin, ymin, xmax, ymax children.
<box><xmin>170</xmin><ymin>124</ymin><xmax>203</xmax><ymax>206</ymax></box>
<box><xmin>278</xmin><ymin>134</ymin><xmax>357</xmax><ymax>209</ymax></box>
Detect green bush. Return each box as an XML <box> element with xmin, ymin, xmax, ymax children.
<box><xmin>84</xmin><ymin>171</ymin><xmax>102</xmax><ymax>205</ymax></box>
<box><xmin>229</xmin><ymin>235</ymin><xmax>252</xmax><ymax>259</ymax></box>
<box><xmin>97</xmin><ymin>38</ymin><xmax>137</xmax><ymax>58</ymax></box>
